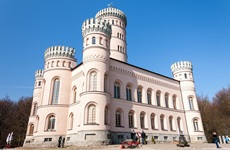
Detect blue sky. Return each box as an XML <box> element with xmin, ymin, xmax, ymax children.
<box><xmin>0</xmin><ymin>0</ymin><xmax>230</xmax><ymax>101</ymax></box>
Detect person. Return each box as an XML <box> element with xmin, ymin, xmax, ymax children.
<box><xmin>141</xmin><ymin>130</ymin><xmax>146</xmax><ymax>144</ymax></box>
<box><xmin>131</xmin><ymin>130</ymin><xmax>136</xmax><ymax>141</ymax></box>
<box><xmin>212</xmin><ymin>132</ymin><xmax>221</xmax><ymax>148</ymax></box>
<box><xmin>58</xmin><ymin>136</ymin><xmax>62</xmax><ymax>148</ymax></box>
<box><xmin>62</xmin><ymin>137</ymin><xmax>65</xmax><ymax>148</ymax></box>
<box><xmin>225</xmin><ymin>136</ymin><xmax>229</xmax><ymax>144</ymax></box>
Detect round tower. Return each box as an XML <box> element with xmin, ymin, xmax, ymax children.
<box><xmin>95</xmin><ymin>5</ymin><xmax>127</xmax><ymax>62</ymax></box>
<box><xmin>171</xmin><ymin>61</ymin><xmax>206</xmax><ymax>142</ymax></box>
<box><xmin>79</xmin><ymin>18</ymin><xmax>112</xmax><ymax>144</ymax></box>
<box><xmin>32</xmin><ymin>46</ymin><xmax>77</xmax><ymax>145</ymax></box>
<box><xmin>33</xmin><ymin>70</ymin><xmax>44</xmax><ymax>107</ymax></box>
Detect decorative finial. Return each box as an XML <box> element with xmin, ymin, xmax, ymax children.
<box><xmin>108</xmin><ymin>2</ymin><xmax>114</xmax><ymax>7</ymax></box>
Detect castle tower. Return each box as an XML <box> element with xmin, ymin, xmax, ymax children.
<box><xmin>79</xmin><ymin>18</ymin><xmax>112</xmax><ymax>143</ymax></box>
<box><xmin>95</xmin><ymin>5</ymin><xmax>127</xmax><ymax>62</ymax></box>
<box><xmin>171</xmin><ymin>61</ymin><xmax>206</xmax><ymax>142</ymax></box>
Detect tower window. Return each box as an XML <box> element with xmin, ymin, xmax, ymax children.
<box><xmin>92</xmin><ymin>37</ymin><xmax>96</xmax><ymax>44</ymax></box>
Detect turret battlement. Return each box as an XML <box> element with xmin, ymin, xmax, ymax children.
<box><xmin>171</xmin><ymin>61</ymin><xmax>193</xmax><ymax>74</ymax></box>
<box><xmin>82</xmin><ymin>18</ymin><xmax>112</xmax><ymax>38</ymax></box>
<box><xmin>44</xmin><ymin>46</ymin><xmax>75</xmax><ymax>61</ymax></box>
<box><xmin>35</xmin><ymin>70</ymin><xmax>43</xmax><ymax>78</ymax></box>
<box><xmin>95</xmin><ymin>6</ymin><xmax>127</xmax><ymax>27</ymax></box>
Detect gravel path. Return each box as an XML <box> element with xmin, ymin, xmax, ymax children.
<box><xmin>8</xmin><ymin>143</ymin><xmax>230</xmax><ymax>150</ymax></box>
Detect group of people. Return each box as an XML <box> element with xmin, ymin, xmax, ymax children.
<box><xmin>58</xmin><ymin>136</ymin><xmax>65</xmax><ymax>148</ymax></box>
<box><xmin>131</xmin><ymin>130</ymin><xmax>147</xmax><ymax>144</ymax></box>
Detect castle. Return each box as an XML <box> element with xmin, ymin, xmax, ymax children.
<box><xmin>24</xmin><ymin>5</ymin><xmax>206</xmax><ymax>147</ymax></box>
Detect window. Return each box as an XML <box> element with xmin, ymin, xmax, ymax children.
<box><xmin>117</xmin><ymin>33</ymin><xmax>119</xmax><ymax>38</ymax></box>
<box><xmin>128</xmin><ymin>111</ymin><xmax>134</xmax><ymax>128</ymax></box>
<box><xmin>184</xmin><ymin>73</ymin><xmax>187</xmax><ymax>79</ymax></box>
<box><xmin>47</xmin><ymin>115</ymin><xmax>55</xmax><ymax>131</ymax></box>
<box><xmin>151</xmin><ymin>113</ymin><xmax>155</xmax><ymax>129</ymax></box>
<box><xmin>99</xmin><ymin>37</ymin><xmax>102</xmax><ymax>45</ymax></box>
<box><xmin>156</xmin><ymin>91</ymin><xmax>161</xmax><ymax>106</ymax></box>
<box><xmin>126</xmin><ymin>84</ymin><xmax>132</xmax><ymax>101</ymax></box>
<box><xmin>32</xmin><ymin>103</ymin><xmax>38</xmax><ymax>116</ymax></box>
<box><xmin>165</xmin><ymin>93</ymin><xmax>169</xmax><ymax>108</ymax></box>
<box><xmin>140</xmin><ymin>112</ymin><xmax>145</xmax><ymax>129</ymax></box>
<box><xmin>189</xmin><ymin>97</ymin><xmax>194</xmax><ymax>110</ymax></box>
<box><xmin>193</xmin><ymin>119</ymin><xmax>199</xmax><ymax>131</ymax></box>
<box><xmin>116</xmin><ymin>109</ymin><xmax>122</xmax><ymax>127</ymax></box>
<box><xmin>89</xmin><ymin>72</ymin><xmax>97</xmax><ymax>91</ymax></box>
<box><xmin>137</xmin><ymin>86</ymin><xmax>142</xmax><ymax>103</ymax></box>
<box><xmin>86</xmin><ymin>38</ymin><xmax>89</xmax><ymax>46</ymax></box>
<box><xmin>29</xmin><ymin>124</ymin><xmax>34</xmax><ymax>135</ymax></box>
<box><xmin>88</xmin><ymin>104</ymin><xmax>96</xmax><ymax>123</ymax></box>
<box><xmin>69</xmin><ymin>113</ymin><xmax>74</xmax><ymax>130</ymax></box>
<box><xmin>38</xmin><ymin>81</ymin><xmax>41</xmax><ymax>86</ymax></box>
<box><xmin>104</xmin><ymin>106</ymin><xmax>108</xmax><ymax>125</ymax></box>
<box><xmin>173</xmin><ymin>95</ymin><xmax>177</xmax><ymax>109</ymax></box>
<box><xmin>147</xmin><ymin>89</ymin><xmax>152</xmax><ymax>105</ymax></box>
<box><xmin>177</xmin><ymin>117</ymin><xmax>181</xmax><ymax>132</ymax></box>
<box><xmin>169</xmin><ymin>116</ymin><xmax>173</xmax><ymax>131</ymax></box>
<box><xmin>160</xmin><ymin>115</ymin><xmax>165</xmax><ymax>130</ymax></box>
<box><xmin>114</xmin><ymin>82</ymin><xmax>120</xmax><ymax>99</ymax></box>
<box><xmin>92</xmin><ymin>37</ymin><xmax>96</xmax><ymax>44</ymax></box>
<box><xmin>73</xmin><ymin>88</ymin><xmax>77</xmax><ymax>103</ymax></box>
<box><xmin>51</xmin><ymin>79</ymin><xmax>60</xmax><ymax>104</ymax></box>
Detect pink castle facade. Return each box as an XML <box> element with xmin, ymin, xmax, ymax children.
<box><xmin>24</xmin><ymin>5</ymin><xmax>206</xmax><ymax>147</ymax></box>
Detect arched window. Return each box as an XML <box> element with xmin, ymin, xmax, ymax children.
<box><xmin>193</xmin><ymin>119</ymin><xmax>199</xmax><ymax>131</ymax></box>
<box><xmin>92</xmin><ymin>37</ymin><xmax>96</xmax><ymax>44</ymax></box>
<box><xmin>32</xmin><ymin>103</ymin><xmax>38</xmax><ymax>116</ymax></box>
<box><xmin>137</xmin><ymin>86</ymin><xmax>142</xmax><ymax>103</ymax></box>
<box><xmin>88</xmin><ymin>104</ymin><xmax>96</xmax><ymax>124</ymax></box>
<box><xmin>38</xmin><ymin>81</ymin><xmax>41</xmax><ymax>86</ymax></box>
<box><xmin>104</xmin><ymin>106</ymin><xmax>108</xmax><ymax>125</ymax></box>
<box><xmin>165</xmin><ymin>93</ymin><xmax>169</xmax><ymax>108</ymax></box>
<box><xmin>114</xmin><ymin>82</ymin><xmax>120</xmax><ymax>99</ymax></box>
<box><xmin>169</xmin><ymin>116</ymin><xmax>173</xmax><ymax>131</ymax></box>
<box><xmin>184</xmin><ymin>73</ymin><xmax>187</xmax><ymax>79</ymax></box>
<box><xmin>147</xmin><ymin>89</ymin><xmax>152</xmax><ymax>105</ymax></box>
<box><xmin>89</xmin><ymin>71</ymin><xmax>97</xmax><ymax>91</ymax></box>
<box><xmin>99</xmin><ymin>37</ymin><xmax>103</xmax><ymax>45</ymax></box>
<box><xmin>189</xmin><ymin>97</ymin><xmax>194</xmax><ymax>110</ymax></box>
<box><xmin>151</xmin><ymin>113</ymin><xmax>155</xmax><ymax>129</ymax></box>
<box><xmin>117</xmin><ymin>33</ymin><xmax>119</xmax><ymax>38</ymax></box>
<box><xmin>47</xmin><ymin>115</ymin><xmax>55</xmax><ymax>131</ymax></box>
<box><xmin>69</xmin><ymin>113</ymin><xmax>74</xmax><ymax>130</ymax></box>
<box><xmin>156</xmin><ymin>91</ymin><xmax>161</xmax><ymax>106</ymax></box>
<box><xmin>29</xmin><ymin>124</ymin><xmax>34</xmax><ymax>135</ymax></box>
<box><xmin>73</xmin><ymin>87</ymin><xmax>77</xmax><ymax>103</ymax></box>
<box><xmin>86</xmin><ymin>38</ymin><xmax>89</xmax><ymax>46</ymax></box>
<box><xmin>160</xmin><ymin>114</ymin><xmax>165</xmax><ymax>130</ymax></box>
<box><xmin>177</xmin><ymin>117</ymin><xmax>181</xmax><ymax>132</ymax></box>
<box><xmin>173</xmin><ymin>95</ymin><xmax>177</xmax><ymax>109</ymax></box>
<box><xmin>51</xmin><ymin>79</ymin><xmax>60</xmax><ymax>104</ymax></box>
<box><xmin>116</xmin><ymin>109</ymin><xmax>122</xmax><ymax>127</ymax></box>
<box><xmin>128</xmin><ymin>111</ymin><xmax>134</xmax><ymax>128</ymax></box>
<box><xmin>126</xmin><ymin>84</ymin><xmax>132</xmax><ymax>101</ymax></box>
<box><xmin>140</xmin><ymin>112</ymin><xmax>145</xmax><ymax>129</ymax></box>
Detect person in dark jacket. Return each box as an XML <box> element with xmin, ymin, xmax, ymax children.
<box><xmin>212</xmin><ymin>132</ymin><xmax>221</xmax><ymax>148</ymax></box>
<box><xmin>58</xmin><ymin>136</ymin><xmax>62</xmax><ymax>148</ymax></box>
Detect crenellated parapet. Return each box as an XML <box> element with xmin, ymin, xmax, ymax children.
<box><xmin>35</xmin><ymin>70</ymin><xmax>43</xmax><ymax>78</ymax></box>
<box><xmin>95</xmin><ymin>6</ymin><xmax>127</xmax><ymax>27</ymax></box>
<box><xmin>82</xmin><ymin>18</ymin><xmax>112</xmax><ymax>38</ymax></box>
<box><xmin>44</xmin><ymin>46</ymin><xmax>75</xmax><ymax>61</ymax></box>
<box><xmin>171</xmin><ymin>61</ymin><xmax>193</xmax><ymax>74</ymax></box>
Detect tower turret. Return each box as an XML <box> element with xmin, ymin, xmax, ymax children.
<box><xmin>95</xmin><ymin>6</ymin><xmax>128</xmax><ymax>62</ymax></box>
<box><xmin>171</xmin><ymin>61</ymin><xmax>206</xmax><ymax>142</ymax></box>
<box><xmin>33</xmin><ymin>70</ymin><xmax>44</xmax><ymax>106</ymax></box>
<box><xmin>78</xmin><ymin>18</ymin><xmax>112</xmax><ymax>144</ymax></box>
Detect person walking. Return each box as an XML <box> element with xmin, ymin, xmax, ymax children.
<box><xmin>212</xmin><ymin>132</ymin><xmax>221</xmax><ymax>148</ymax></box>
<box><xmin>58</xmin><ymin>136</ymin><xmax>62</xmax><ymax>148</ymax></box>
<box><xmin>141</xmin><ymin>130</ymin><xmax>146</xmax><ymax>144</ymax></box>
<box><xmin>62</xmin><ymin>137</ymin><xmax>65</xmax><ymax>148</ymax></box>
